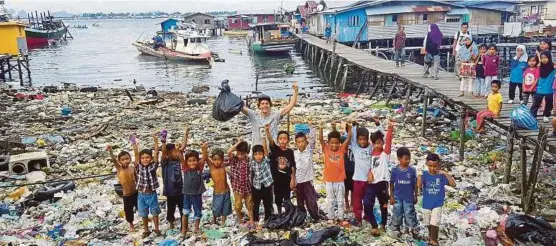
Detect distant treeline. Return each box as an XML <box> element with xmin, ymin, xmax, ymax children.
<box><xmin>79</xmin><ymin>11</ymin><xmax>237</xmax><ymax>18</ymax></box>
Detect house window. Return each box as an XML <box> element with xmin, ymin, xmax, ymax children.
<box><xmin>446</xmin><ymin>17</ymin><xmax>460</xmax><ymax>23</ymax></box>
<box><xmin>423</xmin><ymin>14</ymin><xmax>428</xmax><ymax>21</ymax></box>
<box><xmin>531</xmin><ymin>6</ymin><xmax>538</xmax><ymax>14</ymax></box>
<box><xmin>191</xmin><ymin>19</ymin><xmax>196</xmax><ymax>23</ymax></box>
<box><xmin>205</xmin><ymin>19</ymin><xmax>211</xmax><ymax>24</ymax></box>
<box><xmin>539</xmin><ymin>5</ymin><xmax>545</xmax><ymax>17</ymax></box>
<box><xmin>263</xmin><ymin>15</ymin><xmax>269</xmax><ymax>22</ymax></box>
<box><xmin>392</xmin><ymin>14</ymin><xmax>398</xmax><ymax>22</ymax></box>
<box><xmin>349</xmin><ymin>16</ymin><xmax>360</xmax><ymax>26</ymax></box>
<box><xmin>231</xmin><ymin>18</ymin><xmax>238</xmax><ymax>24</ymax></box>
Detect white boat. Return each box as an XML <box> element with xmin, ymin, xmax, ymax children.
<box><xmin>132</xmin><ymin>25</ymin><xmax>213</xmax><ymax>67</ymax></box>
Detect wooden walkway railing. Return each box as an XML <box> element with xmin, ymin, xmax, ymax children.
<box><xmin>295</xmin><ymin>33</ymin><xmax>555</xmax><ymax>213</ymax></box>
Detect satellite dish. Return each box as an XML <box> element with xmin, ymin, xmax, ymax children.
<box><xmin>317</xmin><ymin>4</ymin><xmax>324</xmax><ymax>11</ymax></box>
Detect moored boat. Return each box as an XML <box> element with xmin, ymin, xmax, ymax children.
<box><xmin>24</xmin><ymin>11</ymin><xmax>69</xmax><ymax>47</ymax></box>
<box><xmin>247</xmin><ymin>22</ymin><xmax>297</xmax><ymax>55</ymax></box>
<box><xmin>133</xmin><ymin>27</ymin><xmax>213</xmax><ymax>67</ymax></box>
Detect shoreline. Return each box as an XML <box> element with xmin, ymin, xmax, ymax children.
<box><xmin>0</xmin><ymin>86</ymin><xmax>555</xmax><ymax>245</ymax></box>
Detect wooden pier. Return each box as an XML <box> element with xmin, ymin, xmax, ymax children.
<box><xmin>296</xmin><ymin>33</ymin><xmax>554</xmax><ymax>213</ymax></box>
<box><xmin>0</xmin><ymin>54</ymin><xmax>32</xmax><ymax>86</ymax></box>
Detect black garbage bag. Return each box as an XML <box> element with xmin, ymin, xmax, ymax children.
<box><xmin>212</xmin><ymin>80</ymin><xmax>244</xmax><ymax>122</ymax></box>
<box><xmin>265</xmin><ymin>200</ymin><xmax>305</xmax><ymax>230</ymax></box>
<box><xmin>241</xmin><ymin>233</ymin><xmax>294</xmax><ymax>246</ymax></box>
<box><xmin>505</xmin><ymin>213</ymin><xmax>556</xmax><ymax>245</ymax></box>
<box><xmin>289</xmin><ymin>206</ymin><xmax>306</xmax><ymax>227</ymax></box>
<box><xmin>291</xmin><ymin>226</ymin><xmax>341</xmax><ymax>246</ymax></box>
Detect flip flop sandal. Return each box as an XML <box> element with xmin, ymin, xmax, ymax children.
<box><xmin>153</xmin><ymin>230</ymin><xmax>162</xmax><ymax>237</ymax></box>
<box><xmin>142</xmin><ymin>231</ymin><xmax>151</xmax><ymax>238</ymax></box>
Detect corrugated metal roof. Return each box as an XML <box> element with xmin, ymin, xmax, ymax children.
<box><xmin>368</xmin><ymin>22</ymin><xmax>500</xmax><ymax>40</ymax></box>
<box><xmin>365</xmin><ymin>5</ymin><xmax>413</xmax><ymax>15</ymax></box>
<box><xmin>446</xmin><ymin>8</ymin><xmax>470</xmax><ymax>15</ymax></box>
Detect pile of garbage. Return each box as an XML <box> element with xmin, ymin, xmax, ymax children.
<box><xmin>0</xmin><ymin>86</ymin><xmax>555</xmax><ymax>245</ymax></box>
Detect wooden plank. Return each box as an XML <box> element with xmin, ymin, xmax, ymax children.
<box><xmin>295</xmin><ymin>34</ymin><xmax>556</xmax><ymax>150</ymax></box>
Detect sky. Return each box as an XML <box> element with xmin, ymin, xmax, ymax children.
<box><xmin>5</xmin><ymin>0</ymin><xmax>353</xmax><ymax>14</ymax></box>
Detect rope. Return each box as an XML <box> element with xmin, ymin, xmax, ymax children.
<box><xmin>0</xmin><ymin>173</ymin><xmax>115</xmax><ymax>189</ymax></box>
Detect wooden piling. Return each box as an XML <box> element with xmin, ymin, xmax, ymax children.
<box><xmin>524</xmin><ymin>126</ymin><xmax>548</xmax><ymax>214</ymax></box>
<box><xmin>318</xmin><ymin>50</ymin><xmax>324</xmax><ymax>68</ymax></box>
<box><xmin>334</xmin><ymin>59</ymin><xmax>343</xmax><ymax>87</ymax></box>
<box><xmin>370</xmin><ymin>74</ymin><xmax>382</xmax><ymax>99</ymax></box>
<box><xmin>504</xmin><ymin>124</ymin><xmax>517</xmax><ymax>183</ymax></box>
<box><xmin>340</xmin><ymin>65</ymin><xmax>349</xmax><ymax>92</ymax></box>
<box><xmin>385</xmin><ymin>79</ymin><xmax>397</xmax><ymax>106</ymax></box>
<box><xmin>520</xmin><ymin>138</ymin><xmax>527</xmax><ymax>207</ymax></box>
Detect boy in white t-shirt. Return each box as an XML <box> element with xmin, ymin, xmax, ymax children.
<box><xmin>364</xmin><ymin>120</ymin><xmax>394</xmax><ymax>236</ymax></box>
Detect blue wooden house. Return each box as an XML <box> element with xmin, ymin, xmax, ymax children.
<box><xmin>311</xmin><ymin>0</ymin><xmax>511</xmax><ymax>43</ymax></box>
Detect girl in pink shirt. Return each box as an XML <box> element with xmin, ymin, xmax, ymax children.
<box><xmin>522</xmin><ymin>55</ymin><xmax>540</xmax><ymax>105</ymax></box>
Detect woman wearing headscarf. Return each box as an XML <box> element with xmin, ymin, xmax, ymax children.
<box><xmin>457</xmin><ymin>35</ymin><xmax>478</xmax><ymax>97</ymax></box>
<box><xmin>530</xmin><ymin>50</ymin><xmax>555</xmax><ymax>122</ymax></box>
<box><xmin>507</xmin><ymin>45</ymin><xmax>529</xmax><ymax>103</ymax></box>
<box><xmin>536</xmin><ymin>38</ymin><xmax>552</xmax><ymax>68</ymax></box>
<box><xmin>422</xmin><ymin>24</ymin><xmax>443</xmax><ymax>80</ymax></box>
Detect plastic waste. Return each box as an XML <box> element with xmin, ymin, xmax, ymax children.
<box><xmin>509</xmin><ymin>104</ymin><xmax>538</xmax><ymax>130</ymax></box>
<box><xmin>158</xmin><ymin>239</ymin><xmax>179</xmax><ymax>246</ymax></box>
<box><xmin>291</xmin><ymin>226</ymin><xmax>340</xmax><ymax>246</ymax></box>
<box><xmin>29</xmin><ymin>181</ymin><xmax>76</xmax><ymax>203</ymax></box>
<box><xmin>485</xmin><ymin>229</ymin><xmax>498</xmax><ymax>246</ymax></box>
<box><xmin>452</xmin><ymin>236</ymin><xmax>482</xmax><ymax>246</ymax></box>
<box><xmin>212</xmin><ymin>80</ymin><xmax>244</xmax><ymax>122</ymax></box>
<box><xmin>8</xmin><ymin>187</ymin><xmax>27</xmax><ymax>200</ymax></box>
<box><xmin>47</xmin><ymin>224</ymin><xmax>65</xmax><ymax>239</ymax></box>
<box><xmin>26</xmin><ymin>171</ymin><xmax>47</xmax><ymax>182</ymax></box>
<box><xmin>61</xmin><ymin>106</ymin><xmax>72</xmax><ymax>116</ymax></box>
<box><xmin>505</xmin><ymin>213</ymin><xmax>556</xmax><ymax>245</ymax></box>
<box><xmin>294</xmin><ymin>124</ymin><xmax>310</xmax><ymax>135</ymax></box>
<box><xmin>373</xmin><ymin>205</ymin><xmax>381</xmax><ymax>225</ymax></box>
<box><xmin>203</xmin><ymin>229</ymin><xmax>225</xmax><ymax>239</ymax></box>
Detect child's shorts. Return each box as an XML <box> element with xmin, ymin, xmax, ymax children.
<box><xmin>183</xmin><ymin>194</ymin><xmax>203</xmax><ymax>220</ymax></box>
<box><xmin>233</xmin><ymin>192</ymin><xmax>254</xmax><ymax>214</ymax></box>
<box><xmin>138</xmin><ymin>192</ymin><xmax>161</xmax><ymax>218</ymax></box>
<box><xmin>422</xmin><ymin>207</ymin><xmax>442</xmax><ymax>226</ymax></box>
<box><xmin>212</xmin><ymin>191</ymin><xmax>232</xmax><ymax>217</ymax></box>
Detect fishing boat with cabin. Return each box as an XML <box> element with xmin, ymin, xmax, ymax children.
<box><xmin>132</xmin><ymin>23</ymin><xmax>213</xmax><ymax>67</ymax></box>
<box><xmin>247</xmin><ymin>22</ymin><xmax>296</xmax><ymax>55</ymax></box>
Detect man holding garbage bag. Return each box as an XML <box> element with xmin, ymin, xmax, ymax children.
<box><xmin>242</xmin><ymin>82</ymin><xmax>299</xmax><ymax>146</ymax></box>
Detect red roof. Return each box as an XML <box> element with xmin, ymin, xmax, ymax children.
<box><xmin>306</xmin><ymin>1</ymin><xmax>318</xmax><ymax>9</ymax></box>
<box><xmin>412</xmin><ymin>6</ymin><xmax>451</xmax><ymax>13</ymax></box>
<box><xmin>297</xmin><ymin>5</ymin><xmax>308</xmax><ymax>17</ymax></box>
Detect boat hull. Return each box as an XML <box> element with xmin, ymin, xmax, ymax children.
<box><xmin>25</xmin><ymin>27</ymin><xmax>68</xmax><ymax>46</ymax></box>
<box><xmin>132</xmin><ymin>42</ymin><xmax>213</xmax><ymax>66</ymax></box>
<box><xmin>251</xmin><ymin>40</ymin><xmax>297</xmax><ymax>55</ymax></box>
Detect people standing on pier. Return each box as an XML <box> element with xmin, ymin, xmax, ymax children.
<box><xmin>241</xmin><ymin>82</ymin><xmax>298</xmax><ymax>147</ymax></box>
<box><xmin>530</xmin><ymin>51</ymin><xmax>555</xmax><ymax>123</ymax></box>
<box><xmin>508</xmin><ymin>45</ymin><xmax>529</xmax><ymax>104</ymax></box>
<box><xmin>522</xmin><ymin>55</ymin><xmax>540</xmax><ymax>106</ymax></box>
<box><xmin>536</xmin><ymin>38</ymin><xmax>553</xmax><ymax>68</ymax></box>
<box><xmin>393</xmin><ymin>25</ymin><xmax>406</xmax><ymax>67</ymax></box>
<box><xmin>325</xmin><ymin>24</ymin><xmax>332</xmax><ymax>44</ymax></box>
<box><xmin>423</xmin><ymin>24</ymin><xmax>443</xmax><ymax>80</ymax></box>
<box><xmin>483</xmin><ymin>44</ymin><xmax>500</xmax><ymax>99</ymax></box>
<box><xmin>456</xmin><ymin>35</ymin><xmax>478</xmax><ymax>97</ymax></box>
<box><xmin>476</xmin><ymin>80</ymin><xmax>503</xmax><ymax>133</ymax></box>
<box><xmin>453</xmin><ymin>22</ymin><xmax>472</xmax><ymax>78</ymax></box>
<box><xmin>474</xmin><ymin>44</ymin><xmax>488</xmax><ymax>98</ymax></box>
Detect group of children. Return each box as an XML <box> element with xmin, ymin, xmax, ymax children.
<box><xmin>106</xmin><ymin>117</ymin><xmax>457</xmax><ymax>245</ymax></box>
<box><xmin>454</xmin><ymin>38</ymin><xmax>556</xmax><ymax>133</ymax></box>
